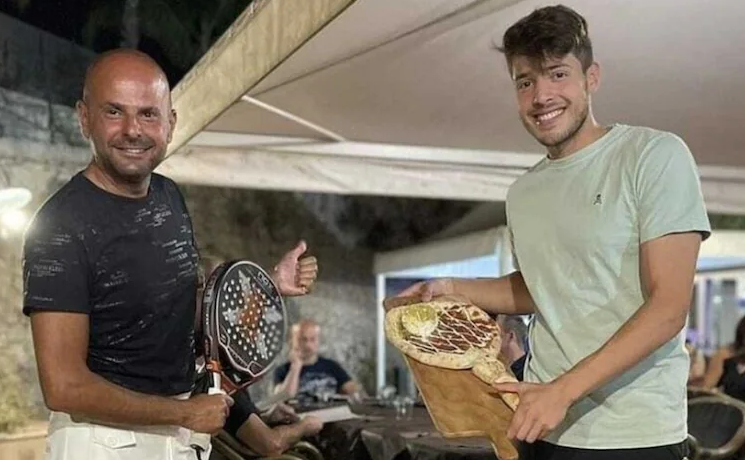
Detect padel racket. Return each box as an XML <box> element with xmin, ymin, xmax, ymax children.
<box><xmin>202</xmin><ymin>260</ymin><xmax>288</xmax><ymax>395</ymax></box>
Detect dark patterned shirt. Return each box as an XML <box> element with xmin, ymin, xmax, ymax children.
<box><xmin>23</xmin><ymin>172</ymin><xmax>199</xmax><ymax>395</ymax></box>
<box><xmin>273</xmin><ymin>356</ymin><xmax>351</xmax><ymax>398</ymax></box>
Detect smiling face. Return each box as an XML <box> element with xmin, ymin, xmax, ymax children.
<box><xmin>511</xmin><ymin>53</ymin><xmax>599</xmax><ymax>154</ymax></box>
<box><xmin>77</xmin><ymin>52</ymin><xmax>176</xmax><ymax>186</ymax></box>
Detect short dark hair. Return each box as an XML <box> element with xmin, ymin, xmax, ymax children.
<box><xmin>499</xmin><ymin>5</ymin><xmax>593</xmax><ymax>73</ymax></box>
<box><xmin>735</xmin><ymin>315</ymin><xmax>745</xmax><ymax>351</ymax></box>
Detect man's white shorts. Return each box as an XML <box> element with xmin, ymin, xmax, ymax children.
<box><xmin>45</xmin><ymin>411</ymin><xmax>212</xmax><ymax>460</ymax></box>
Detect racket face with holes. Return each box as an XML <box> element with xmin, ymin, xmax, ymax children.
<box><xmin>203</xmin><ymin>260</ymin><xmax>287</xmax><ymax>388</ymax></box>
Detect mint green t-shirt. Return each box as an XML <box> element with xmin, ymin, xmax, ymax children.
<box><xmin>506</xmin><ymin>124</ymin><xmax>711</xmax><ymax>449</ymax></box>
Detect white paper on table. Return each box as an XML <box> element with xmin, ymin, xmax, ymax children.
<box><xmin>298</xmin><ymin>405</ymin><xmax>362</xmax><ymax>423</ymax></box>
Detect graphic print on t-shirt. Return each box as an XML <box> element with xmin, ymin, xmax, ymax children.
<box><xmin>298</xmin><ymin>371</ymin><xmax>339</xmax><ymax>396</ymax></box>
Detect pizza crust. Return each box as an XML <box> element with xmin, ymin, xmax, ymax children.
<box><xmin>472</xmin><ymin>356</ymin><xmax>520</xmax><ymax>411</ymax></box>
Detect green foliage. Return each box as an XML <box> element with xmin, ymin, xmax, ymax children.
<box><xmin>0</xmin><ymin>356</ymin><xmax>32</xmax><ymax>433</ymax></box>
<box><xmin>0</xmin><ymin>240</ymin><xmax>36</xmax><ymax>433</ymax></box>
<box><xmin>709</xmin><ymin>213</ymin><xmax>745</xmax><ymax>230</ymax></box>
<box><xmin>7</xmin><ymin>0</ymin><xmax>32</xmax><ymax>11</ymax></box>
<box><xmin>83</xmin><ymin>0</ymin><xmax>256</xmax><ymax>72</ymax></box>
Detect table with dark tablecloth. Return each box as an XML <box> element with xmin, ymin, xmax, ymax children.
<box><xmin>305</xmin><ymin>404</ymin><xmax>499</xmax><ymax>460</ymax></box>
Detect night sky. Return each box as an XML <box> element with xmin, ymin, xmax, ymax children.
<box><xmin>0</xmin><ymin>0</ymin><xmax>244</xmax><ymax>84</ymax></box>
<box><xmin>0</xmin><ymin>1</ymin><xmax>93</xmax><ymax>47</ymax></box>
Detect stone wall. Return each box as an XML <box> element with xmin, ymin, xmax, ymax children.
<box><xmin>0</xmin><ymin>15</ymin><xmax>94</xmax><ymax>422</ymax></box>
<box><xmin>0</xmin><ymin>13</ymin><xmax>94</xmax><ymax>107</ymax></box>
<box><xmin>0</xmin><ymin>145</ymin><xmax>89</xmax><ymax>420</ymax></box>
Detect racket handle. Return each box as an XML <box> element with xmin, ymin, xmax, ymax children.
<box><xmin>208</xmin><ymin>372</ymin><xmax>223</xmax><ymax>395</ymax></box>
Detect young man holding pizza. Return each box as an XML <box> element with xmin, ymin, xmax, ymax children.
<box><xmin>390</xmin><ymin>5</ymin><xmax>709</xmax><ymax>459</ymax></box>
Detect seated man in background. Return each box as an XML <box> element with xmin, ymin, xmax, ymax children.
<box><xmin>194</xmin><ymin>369</ymin><xmax>323</xmax><ymax>459</ymax></box>
<box><xmin>274</xmin><ymin>319</ymin><xmax>362</xmax><ymax>400</ymax></box>
<box><xmin>498</xmin><ymin>315</ymin><xmax>529</xmax><ymax>381</ymax></box>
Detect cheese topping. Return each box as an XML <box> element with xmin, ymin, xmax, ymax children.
<box><xmin>401</xmin><ymin>304</ymin><xmax>438</xmax><ymax>338</ymax></box>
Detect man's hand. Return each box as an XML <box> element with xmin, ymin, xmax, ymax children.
<box><xmin>183</xmin><ymin>393</ymin><xmax>234</xmax><ymax>434</ymax></box>
<box><xmin>288</xmin><ymin>347</ymin><xmax>303</xmax><ymax>367</ymax></box>
<box><xmin>265</xmin><ymin>403</ymin><xmax>300</xmax><ymax>424</ymax></box>
<box><xmin>273</xmin><ymin>240</ymin><xmax>318</xmax><ymax>296</ymax></box>
<box><xmin>492</xmin><ymin>381</ymin><xmax>573</xmax><ymax>443</ymax></box>
<box><xmin>301</xmin><ymin>415</ymin><xmax>324</xmax><ymax>436</ymax></box>
<box><xmin>383</xmin><ymin>278</ymin><xmax>455</xmax><ymax>311</ymax></box>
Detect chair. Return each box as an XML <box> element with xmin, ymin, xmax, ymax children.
<box><xmin>288</xmin><ymin>441</ymin><xmax>324</xmax><ymax>460</ymax></box>
<box><xmin>210</xmin><ymin>429</ymin><xmax>324</xmax><ymax>460</ymax></box>
<box><xmin>688</xmin><ymin>396</ymin><xmax>745</xmax><ymax>459</ymax></box>
<box><xmin>689</xmin><ymin>386</ymin><xmax>725</xmax><ymax>401</ymax></box>
<box><xmin>687</xmin><ymin>433</ymin><xmax>703</xmax><ymax>460</ymax></box>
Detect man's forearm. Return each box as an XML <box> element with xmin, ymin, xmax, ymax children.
<box><xmin>557</xmin><ymin>295</ymin><xmax>688</xmax><ymax>403</ymax></box>
<box><xmin>453</xmin><ymin>271</ymin><xmax>536</xmax><ymax>315</ymax></box>
<box><xmin>49</xmin><ymin>369</ymin><xmax>188</xmax><ymax>427</ymax></box>
<box><xmin>276</xmin><ymin>363</ymin><xmax>302</xmax><ymax>397</ymax></box>
<box><xmin>272</xmin><ymin>421</ymin><xmax>316</xmax><ymax>452</ymax></box>
<box><xmin>239</xmin><ymin>416</ymin><xmax>316</xmax><ymax>456</ymax></box>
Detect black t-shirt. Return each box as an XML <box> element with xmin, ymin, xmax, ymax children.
<box><xmin>273</xmin><ymin>356</ymin><xmax>351</xmax><ymax>398</ymax></box>
<box><xmin>511</xmin><ymin>354</ymin><xmax>527</xmax><ymax>381</ymax></box>
<box><xmin>23</xmin><ymin>172</ymin><xmax>199</xmax><ymax>396</ymax></box>
<box><xmin>719</xmin><ymin>356</ymin><xmax>745</xmax><ymax>401</ymax></box>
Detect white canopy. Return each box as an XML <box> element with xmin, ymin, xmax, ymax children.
<box><xmin>158</xmin><ymin>0</ymin><xmax>745</xmax><ymax>213</ymax></box>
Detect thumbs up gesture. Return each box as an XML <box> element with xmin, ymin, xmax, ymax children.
<box><xmin>273</xmin><ymin>240</ymin><xmax>318</xmax><ymax>296</ymax></box>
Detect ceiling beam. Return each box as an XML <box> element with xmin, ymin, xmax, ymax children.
<box><xmin>157</xmin><ymin>146</ymin><xmax>518</xmax><ymax>201</ymax></box>
<box><xmin>167</xmin><ymin>0</ymin><xmax>357</xmax><ymax>155</ymax></box>
<box><xmin>187</xmin><ymin>132</ymin><xmax>544</xmax><ymax>168</ymax></box>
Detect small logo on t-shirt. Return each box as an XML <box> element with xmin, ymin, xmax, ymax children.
<box><xmin>593</xmin><ymin>194</ymin><xmax>602</xmax><ymax>205</ymax></box>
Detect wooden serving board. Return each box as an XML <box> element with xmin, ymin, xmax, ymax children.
<box><xmin>405</xmin><ymin>355</ymin><xmax>518</xmax><ymax>460</ymax></box>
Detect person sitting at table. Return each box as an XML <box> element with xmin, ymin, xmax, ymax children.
<box><xmin>193</xmin><ymin>365</ymin><xmax>323</xmax><ymax>459</ymax></box>
<box><xmin>274</xmin><ymin>319</ymin><xmax>362</xmax><ymax>400</ymax></box>
<box><xmin>498</xmin><ymin>315</ymin><xmax>529</xmax><ymax>381</ymax></box>
<box><xmin>702</xmin><ymin>316</ymin><xmax>745</xmax><ymax>391</ymax></box>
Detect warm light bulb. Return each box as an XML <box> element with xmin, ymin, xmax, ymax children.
<box><xmin>1</xmin><ymin>209</ymin><xmax>28</xmax><ymax>232</ymax></box>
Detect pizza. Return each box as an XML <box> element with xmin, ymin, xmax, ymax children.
<box><xmin>385</xmin><ymin>298</ymin><xmax>520</xmax><ymax>410</ymax></box>
<box><xmin>385</xmin><ymin>299</ymin><xmax>501</xmax><ymax>368</ymax></box>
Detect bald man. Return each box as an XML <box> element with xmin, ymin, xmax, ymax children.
<box><xmin>274</xmin><ymin>319</ymin><xmax>362</xmax><ymax>401</ymax></box>
<box><xmin>21</xmin><ymin>49</ymin><xmax>313</xmax><ymax>460</ymax></box>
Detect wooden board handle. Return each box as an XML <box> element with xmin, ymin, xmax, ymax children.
<box><xmin>488</xmin><ymin>431</ymin><xmax>519</xmax><ymax>460</ymax></box>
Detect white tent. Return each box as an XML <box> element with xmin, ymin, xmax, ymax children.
<box><xmin>158</xmin><ymin>0</ymin><xmax>745</xmax><ymax>214</ymax></box>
